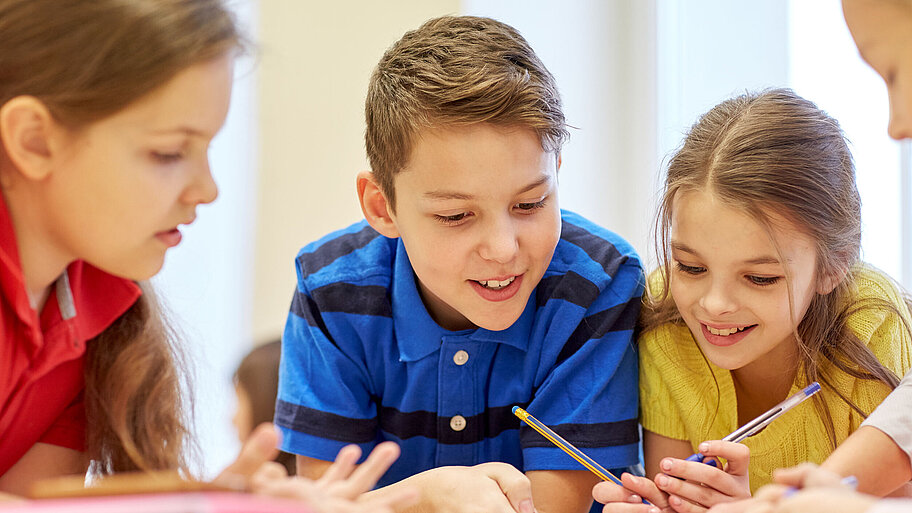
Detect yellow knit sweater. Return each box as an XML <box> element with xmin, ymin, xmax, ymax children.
<box><xmin>639</xmin><ymin>264</ymin><xmax>912</xmax><ymax>493</ymax></box>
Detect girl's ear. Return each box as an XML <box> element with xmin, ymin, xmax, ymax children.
<box><xmin>0</xmin><ymin>96</ymin><xmax>57</xmax><ymax>181</ymax></box>
<box><xmin>817</xmin><ymin>267</ymin><xmax>848</xmax><ymax>295</ymax></box>
<box><xmin>357</xmin><ymin>171</ymin><xmax>400</xmax><ymax>239</ymax></box>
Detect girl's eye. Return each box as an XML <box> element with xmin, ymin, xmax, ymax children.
<box><xmin>434</xmin><ymin>212</ymin><xmax>470</xmax><ymax>225</ymax></box>
<box><xmin>747</xmin><ymin>275</ymin><xmax>781</xmax><ymax>286</ymax></box>
<box><xmin>516</xmin><ymin>199</ymin><xmax>546</xmax><ymax>212</ymax></box>
<box><xmin>675</xmin><ymin>262</ymin><xmax>705</xmax><ymax>275</ymax></box>
<box><xmin>152</xmin><ymin>152</ymin><xmax>185</xmax><ymax>164</ymax></box>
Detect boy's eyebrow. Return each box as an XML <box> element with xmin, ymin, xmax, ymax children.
<box><xmin>670</xmin><ymin>241</ymin><xmax>781</xmax><ymax>265</ymax></box>
<box><xmin>424</xmin><ymin>175</ymin><xmax>553</xmax><ymax>201</ymax></box>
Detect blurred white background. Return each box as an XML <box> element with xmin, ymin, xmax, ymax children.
<box><xmin>151</xmin><ymin>0</ymin><xmax>912</xmax><ymax>476</ymax></box>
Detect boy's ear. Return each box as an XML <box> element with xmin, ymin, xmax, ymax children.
<box><xmin>0</xmin><ymin>96</ymin><xmax>57</xmax><ymax>181</ymax></box>
<box><xmin>357</xmin><ymin>171</ymin><xmax>400</xmax><ymax>238</ymax></box>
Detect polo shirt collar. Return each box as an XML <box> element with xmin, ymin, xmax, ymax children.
<box><xmin>0</xmin><ymin>192</ymin><xmax>141</xmax><ymax>344</ymax></box>
<box><xmin>391</xmin><ymin>239</ymin><xmax>534</xmax><ymax>362</ymax></box>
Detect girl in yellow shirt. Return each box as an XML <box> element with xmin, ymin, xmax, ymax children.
<box><xmin>593</xmin><ymin>88</ymin><xmax>912</xmax><ymax>513</ymax></box>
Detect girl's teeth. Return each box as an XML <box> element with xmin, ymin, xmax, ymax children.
<box><xmin>479</xmin><ymin>277</ymin><xmax>515</xmax><ymax>289</ymax></box>
<box><xmin>708</xmin><ymin>325</ymin><xmax>747</xmax><ymax>336</ymax></box>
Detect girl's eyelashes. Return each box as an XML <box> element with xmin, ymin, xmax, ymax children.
<box><xmin>747</xmin><ymin>275</ymin><xmax>781</xmax><ymax>286</ymax></box>
<box><xmin>675</xmin><ymin>261</ymin><xmax>782</xmax><ymax>287</ymax></box>
<box><xmin>151</xmin><ymin>151</ymin><xmax>185</xmax><ymax>164</ymax></box>
<box><xmin>675</xmin><ymin>262</ymin><xmax>705</xmax><ymax>275</ymax></box>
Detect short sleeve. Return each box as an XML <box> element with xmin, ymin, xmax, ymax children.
<box><xmin>521</xmin><ymin>259</ymin><xmax>644</xmax><ymax>471</ymax></box>
<box><xmin>275</xmin><ymin>281</ymin><xmax>379</xmax><ymax>462</ymax></box>
<box><xmin>638</xmin><ymin>324</ymin><xmax>690</xmax><ymax>441</ymax></box>
<box><xmin>38</xmin><ymin>394</ymin><xmax>86</xmax><ymax>451</ymax></box>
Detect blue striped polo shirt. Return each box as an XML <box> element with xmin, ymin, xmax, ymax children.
<box><xmin>276</xmin><ymin>210</ymin><xmax>644</xmax><ymax>487</ymax></box>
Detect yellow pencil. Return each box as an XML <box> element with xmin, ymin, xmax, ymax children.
<box><xmin>513</xmin><ymin>406</ymin><xmax>650</xmax><ymax>505</ymax></box>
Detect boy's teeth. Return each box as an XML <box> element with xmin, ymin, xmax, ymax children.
<box><xmin>708</xmin><ymin>325</ymin><xmax>747</xmax><ymax>336</ymax></box>
<box><xmin>478</xmin><ymin>277</ymin><xmax>516</xmax><ymax>289</ymax></box>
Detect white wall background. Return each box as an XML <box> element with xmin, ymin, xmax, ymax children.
<box><xmin>152</xmin><ymin>0</ymin><xmax>911</xmax><ymax>475</ymax></box>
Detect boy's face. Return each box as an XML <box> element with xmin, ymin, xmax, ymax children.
<box><xmin>843</xmin><ymin>0</ymin><xmax>912</xmax><ymax>140</ymax></box>
<box><xmin>388</xmin><ymin>124</ymin><xmax>561</xmax><ymax>331</ymax></box>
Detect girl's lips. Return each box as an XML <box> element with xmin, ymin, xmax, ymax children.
<box><xmin>470</xmin><ymin>274</ymin><xmax>523</xmax><ymax>302</ymax></box>
<box><xmin>155</xmin><ymin>228</ymin><xmax>183</xmax><ymax>248</ymax></box>
<box><xmin>700</xmin><ymin>323</ymin><xmax>757</xmax><ymax>347</ymax></box>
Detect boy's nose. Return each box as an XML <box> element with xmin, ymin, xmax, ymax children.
<box><xmin>478</xmin><ymin>217</ymin><xmax>519</xmax><ymax>264</ymax></box>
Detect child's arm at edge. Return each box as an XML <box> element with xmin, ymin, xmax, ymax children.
<box><xmin>527</xmin><ymin>469</ymin><xmax>600</xmax><ymax>513</ymax></box>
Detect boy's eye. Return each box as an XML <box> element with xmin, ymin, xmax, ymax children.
<box><xmin>516</xmin><ymin>199</ymin><xmax>546</xmax><ymax>211</ymax></box>
<box><xmin>747</xmin><ymin>275</ymin><xmax>781</xmax><ymax>286</ymax></box>
<box><xmin>675</xmin><ymin>262</ymin><xmax>705</xmax><ymax>275</ymax></box>
<box><xmin>434</xmin><ymin>212</ymin><xmax>470</xmax><ymax>225</ymax></box>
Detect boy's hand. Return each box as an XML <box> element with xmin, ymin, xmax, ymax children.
<box><xmin>592</xmin><ymin>472</ymin><xmax>669</xmax><ymax>512</ymax></box>
<box><xmin>394</xmin><ymin>462</ymin><xmax>535</xmax><ymax>513</ymax></box>
<box><xmin>652</xmin><ymin>441</ymin><xmax>751</xmax><ymax>512</ymax></box>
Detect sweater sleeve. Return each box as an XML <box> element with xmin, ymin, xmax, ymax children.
<box><xmin>639</xmin><ymin>323</ymin><xmax>691</xmax><ymax>441</ymax></box>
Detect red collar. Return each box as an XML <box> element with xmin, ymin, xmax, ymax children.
<box><xmin>0</xmin><ymin>193</ymin><xmax>141</xmax><ymax>342</ymax></box>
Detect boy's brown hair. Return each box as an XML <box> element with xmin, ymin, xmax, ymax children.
<box><xmin>365</xmin><ymin>15</ymin><xmax>568</xmax><ymax>210</ymax></box>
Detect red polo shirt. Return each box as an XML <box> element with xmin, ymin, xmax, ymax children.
<box><xmin>0</xmin><ymin>195</ymin><xmax>141</xmax><ymax>476</ymax></box>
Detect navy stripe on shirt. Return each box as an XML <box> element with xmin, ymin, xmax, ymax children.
<box><xmin>520</xmin><ymin>419</ymin><xmax>640</xmax><ymax>448</ymax></box>
<box><xmin>561</xmin><ymin>221</ymin><xmax>626</xmax><ymax>277</ymax></box>
<box><xmin>275</xmin><ymin>399</ymin><xmax>378</xmax><ymax>444</ymax></box>
<box><xmin>289</xmin><ymin>290</ymin><xmax>337</xmax><ymax>347</ymax></box>
<box><xmin>310</xmin><ymin>282</ymin><xmax>392</xmax><ymax>317</ymax></box>
<box><xmin>555</xmin><ymin>297</ymin><xmax>640</xmax><ymax>365</ymax></box>
<box><xmin>298</xmin><ymin>225</ymin><xmax>381</xmax><ymax>278</ymax></box>
<box><xmin>536</xmin><ymin>271</ymin><xmax>600</xmax><ymax>308</ymax></box>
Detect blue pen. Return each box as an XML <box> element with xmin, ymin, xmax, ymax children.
<box><xmin>686</xmin><ymin>382</ymin><xmax>821</xmax><ymax>466</ymax></box>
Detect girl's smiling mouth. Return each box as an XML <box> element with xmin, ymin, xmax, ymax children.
<box><xmin>700</xmin><ymin>323</ymin><xmax>758</xmax><ymax>347</ymax></box>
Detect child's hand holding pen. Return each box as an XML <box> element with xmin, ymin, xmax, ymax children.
<box><xmin>591</xmin><ymin>440</ymin><xmax>751</xmax><ymax>513</ymax></box>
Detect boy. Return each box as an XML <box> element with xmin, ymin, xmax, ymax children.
<box><xmin>276</xmin><ymin>16</ymin><xmax>643</xmax><ymax>513</ymax></box>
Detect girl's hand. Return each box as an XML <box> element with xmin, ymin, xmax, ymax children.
<box><xmin>253</xmin><ymin>442</ymin><xmax>418</xmax><ymax>513</ymax></box>
<box><xmin>592</xmin><ymin>473</ymin><xmax>671</xmax><ymax>513</ymax></box>
<box><xmin>652</xmin><ymin>441</ymin><xmax>751</xmax><ymax>512</ymax></box>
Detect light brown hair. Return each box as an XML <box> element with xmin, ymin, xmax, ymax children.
<box><xmin>0</xmin><ymin>0</ymin><xmax>243</xmax><ymax>475</ymax></box>
<box><xmin>365</xmin><ymin>15</ymin><xmax>568</xmax><ymax>209</ymax></box>
<box><xmin>644</xmin><ymin>88</ymin><xmax>909</xmax><ymax>446</ymax></box>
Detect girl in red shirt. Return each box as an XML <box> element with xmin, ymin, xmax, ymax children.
<box><xmin>0</xmin><ymin>1</ymin><xmax>413</xmax><ymax>511</ymax></box>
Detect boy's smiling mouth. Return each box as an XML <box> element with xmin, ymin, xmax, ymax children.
<box><xmin>476</xmin><ymin>276</ymin><xmax>516</xmax><ymax>290</ymax></box>
<box><xmin>469</xmin><ymin>274</ymin><xmax>523</xmax><ymax>302</ymax></box>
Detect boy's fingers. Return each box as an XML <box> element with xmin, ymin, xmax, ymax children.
<box><xmin>480</xmin><ymin>462</ymin><xmax>535</xmax><ymax>513</ymax></box>
<box><xmin>218</xmin><ymin>423</ymin><xmax>280</xmax><ymax>482</ymax></box>
<box><xmin>697</xmin><ymin>441</ymin><xmax>750</xmax><ymax>476</ymax></box>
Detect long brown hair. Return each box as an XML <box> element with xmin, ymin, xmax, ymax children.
<box><xmin>644</xmin><ymin>88</ymin><xmax>909</xmax><ymax>446</ymax></box>
<box><xmin>0</xmin><ymin>0</ymin><xmax>243</xmax><ymax>474</ymax></box>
